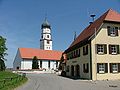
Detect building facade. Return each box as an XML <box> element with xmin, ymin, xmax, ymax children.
<box><xmin>65</xmin><ymin>9</ymin><xmax>120</xmax><ymax>80</ymax></box>
<box><xmin>13</xmin><ymin>48</ymin><xmax>62</xmax><ymax>70</ymax></box>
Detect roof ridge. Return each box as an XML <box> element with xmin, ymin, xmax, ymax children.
<box><xmin>66</xmin><ymin>9</ymin><xmax>120</xmax><ymax>52</ymax></box>
<box><xmin>69</xmin><ymin>9</ymin><xmax>109</xmax><ymax>48</ymax></box>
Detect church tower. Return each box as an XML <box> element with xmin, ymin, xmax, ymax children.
<box><xmin>40</xmin><ymin>18</ymin><xmax>52</xmax><ymax>50</ymax></box>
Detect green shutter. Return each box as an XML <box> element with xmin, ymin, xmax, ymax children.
<box><xmin>87</xmin><ymin>63</ymin><xmax>89</xmax><ymax>73</ymax></box>
<box><xmin>117</xmin><ymin>45</ymin><xmax>120</xmax><ymax>54</ymax></box>
<box><xmin>86</xmin><ymin>45</ymin><xmax>88</xmax><ymax>55</ymax></box>
<box><xmin>107</xmin><ymin>26</ymin><xmax>111</xmax><ymax>36</ymax></box>
<box><xmin>104</xmin><ymin>44</ymin><xmax>107</xmax><ymax>54</ymax></box>
<box><xmin>97</xmin><ymin>63</ymin><xmax>99</xmax><ymax>73</ymax></box>
<box><xmin>118</xmin><ymin>63</ymin><xmax>120</xmax><ymax>72</ymax></box>
<box><xmin>95</xmin><ymin>44</ymin><xmax>98</xmax><ymax>54</ymax></box>
<box><xmin>109</xmin><ymin>45</ymin><xmax>112</xmax><ymax>54</ymax></box>
<box><xmin>83</xmin><ymin>64</ymin><xmax>85</xmax><ymax>73</ymax></box>
<box><xmin>115</xmin><ymin>27</ymin><xmax>118</xmax><ymax>36</ymax></box>
<box><xmin>105</xmin><ymin>63</ymin><xmax>108</xmax><ymax>73</ymax></box>
<box><xmin>110</xmin><ymin>63</ymin><xmax>112</xmax><ymax>73</ymax></box>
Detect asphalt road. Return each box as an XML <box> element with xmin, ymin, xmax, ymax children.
<box><xmin>16</xmin><ymin>73</ymin><xmax>120</xmax><ymax>90</ymax></box>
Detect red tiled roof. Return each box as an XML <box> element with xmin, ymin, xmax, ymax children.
<box><xmin>19</xmin><ymin>48</ymin><xmax>63</xmax><ymax>61</ymax></box>
<box><xmin>68</xmin><ymin>9</ymin><xmax>120</xmax><ymax>49</ymax></box>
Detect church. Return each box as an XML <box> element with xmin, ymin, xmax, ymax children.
<box><xmin>13</xmin><ymin>19</ymin><xmax>63</xmax><ymax>71</ymax></box>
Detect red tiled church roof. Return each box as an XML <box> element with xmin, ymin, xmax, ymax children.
<box><xmin>19</xmin><ymin>48</ymin><xmax>63</xmax><ymax>61</ymax></box>
<box><xmin>67</xmin><ymin>9</ymin><xmax>120</xmax><ymax>50</ymax></box>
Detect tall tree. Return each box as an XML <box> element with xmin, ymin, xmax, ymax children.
<box><xmin>0</xmin><ymin>36</ymin><xmax>7</xmax><ymax>71</ymax></box>
<box><xmin>32</xmin><ymin>56</ymin><xmax>39</xmax><ymax>69</ymax></box>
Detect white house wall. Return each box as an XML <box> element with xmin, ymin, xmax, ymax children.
<box><xmin>19</xmin><ymin>59</ymin><xmax>60</xmax><ymax>70</ymax></box>
<box><xmin>13</xmin><ymin>50</ymin><xmax>22</xmax><ymax>70</ymax></box>
<box><xmin>21</xmin><ymin>60</ymin><xmax>32</xmax><ymax>69</ymax></box>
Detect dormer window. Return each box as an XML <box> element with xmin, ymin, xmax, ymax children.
<box><xmin>107</xmin><ymin>26</ymin><xmax>118</xmax><ymax>36</ymax></box>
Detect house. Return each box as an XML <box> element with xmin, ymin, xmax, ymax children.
<box><xmin>13</xmin><ymin>48</ymin><xmax>63</xmax><ymax>70</ymax></box>
<box><xmin>64</xmin><ymin>9</ymin><xmax>120</xmax><ymax>80</ymax></box>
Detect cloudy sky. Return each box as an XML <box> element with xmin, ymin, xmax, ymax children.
<box><xmin>0</xmin><ymin>0</ymin><xmax>119</xmax><ymax>68</ymax></box>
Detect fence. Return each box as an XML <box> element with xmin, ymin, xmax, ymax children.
<box><xmin>0</xmin><ymin>73</ymin><xmax>26</xmax><ymax>89</ymax></box>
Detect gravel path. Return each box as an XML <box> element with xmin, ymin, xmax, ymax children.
<box><xmin>16</xmin><ymin>73</ymin><xmax>120</xmax><ymax>90</ymax></box>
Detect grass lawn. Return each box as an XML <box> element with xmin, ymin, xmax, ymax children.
<box><xmin>0</xmin><ymin>71</ymin><xmax>28</xmax><ymax>90</ymax></box>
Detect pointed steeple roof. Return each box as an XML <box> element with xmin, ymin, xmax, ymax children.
<box><xmin>65</xmin><ymin>9</ymin><xmax>120</xmax><ymax>52</ymax></box>
<box><xmin>41</xmin><ymin>18</ymin><xmax>51</xmax><ymax>29</ymax></box>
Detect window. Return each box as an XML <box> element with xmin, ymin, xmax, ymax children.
<box><xmin>47</xmin><ymin>40</ymin><xmax>50</xmax><ymax>44</ymax></box>
<box><xmin>48</xmin><ymin>61</ymin><xmax>50</xmax><ymax>68</ymax></box>
<box><xmin>107</xmin><ymin>26</ymin><xmax>118</xmax><ymax>36</ymax></box>
<box><xmin>96</xmin><ymin>44</ymin><xmax>107</xmax><ymax>54</ymax></box>
<box><xmin>98</xmin><ymin>64</ymin><xmax>105</xmax><ymax>73</ymax></box>
<box><xmin>112</xmin><ymin>64</ymin><xmax>118</xmax><ymax>73</ymax></box>
<box><xmin>109</xmin><ymin>45</ymin><xmax>119</xmax><ymax>55</ymax></box>
<box><xmin>83</xmin><ymin>45</ymin><xmax>88</xmax><ymax>55</ymax></box>
<box><xmin>47</xmin><ymin>35</ymin><xmax>49</xmax><ymax>38</ymax></box>
<box><xmin>97</xmin><ymin>63</ymin><xmax>108</xmax><ymax>73</ymax></box>
<box><xmin>83</xmin><ymin>63</ymin><xmax>89</xmax><ymax>73</ymax></box>
<box><xmin>56</xmin><ymin>61</ymin><xmax>58</xmax><ymax>68</ymax></box>
<box><xmin>110</xmin><ymin>63</ymin><xmax>120</xmax><ymax>73</ymax></box>
<box><xmin>73</xmin><ymin>51</ymin><xmax>75</xmax><ymax>58</ymax></box>
<box><xmin>76</xmin><ymin>50</ymin><xmax>78</xmax><ymax>57</ymax></box>
<box><xmin>78</xmin><ymin>49</ymin><xmax>80</xmax><ymax>57</ymax></box>
<box><xmin>66</xmin><ymin>66</ymin><xmax>69</xmax><ymax>72</ymax></box>
<box><xmin>40</xmin><ymin>60</ymin><xmax>42</xmax><ymax>68</ymax></box>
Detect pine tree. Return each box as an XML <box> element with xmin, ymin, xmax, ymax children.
<box><xmin>32</xmin><ymin>56</ymin><xmax>39</xmax><ymax>69</ymax></box>
<box><xmin>0</xmin><ymin>36</ymin><xmax>7</xmax><ymax>71</ymax></box>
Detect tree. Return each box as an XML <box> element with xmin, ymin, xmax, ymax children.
<box><xmin>0</xmin><ymin>36</ymin><xmax>7</xmax><ymax>71</ymax></box>
<box><xmin>32</xmin><ymin>56</ymin><xmax>39</xmax><ymax>69</ymax></box>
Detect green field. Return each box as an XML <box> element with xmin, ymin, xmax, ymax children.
<box><xmin>0</xmin><ymin>71</ymin><xmax>28</xmax><ymax>90</ymax></box>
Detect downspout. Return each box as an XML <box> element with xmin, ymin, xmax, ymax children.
<box><xmin>89</xmin><ymin>42</ymin><xmax>92</xmax><ymax>80</ymax></box>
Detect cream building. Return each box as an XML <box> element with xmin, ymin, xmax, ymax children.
<box><xmin>64</xmin><ymin>9</ymin><xmax>120</xmax><ymax>80</ymax></box>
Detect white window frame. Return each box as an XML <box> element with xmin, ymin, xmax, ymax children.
<box><xmin>99</xmin><ymin>64</ymin><xmax>105</xmax><ymax>73</ymax></box>
<box><xmin>111</xmin><ymin>45</ymin><xmax>117</xmax><ymax>54</ymax></box>
<box><xmin>112</xmin><ymin>63</ymin><xmax>118</xmax><ymax>73</ymax></box>
<box><xmin>110</xmin><ymin>27</ymin><xmax>116</xmax><ymax>36</ymax></box>
<box><xmin>97</xmin><ymin>45</ymin><xmax>104</xmax><ymax>54</ymax></box>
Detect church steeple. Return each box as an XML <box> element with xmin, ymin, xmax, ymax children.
<box><xmin>40</xmin><ymin>18</ymin><xmax>52</xmax><ymax>50</ymax></box>
<box><xmin>41</xmin><ymin>18</ymin><xmax>51</xmax><ymax>29</ymax></box>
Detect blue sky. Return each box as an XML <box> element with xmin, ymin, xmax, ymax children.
<box><xmin>0</xmin><ymin>0</ymin><xmax>120</xmax><ymax>68</ymax></box>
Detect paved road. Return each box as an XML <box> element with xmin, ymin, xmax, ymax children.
<box><xmin>16</xmin><ymin>73</ymin><xmax>120</xmax><ymax>90</ymax></box>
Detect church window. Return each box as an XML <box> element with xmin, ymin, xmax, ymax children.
<box><xmin>40</xmin><ymin>60</ymin><xmax>42</xmax><ymax>68</ymax></box>
<box><xmin>48</xmin><ymin>61</ymin><xmax>50</xmax><ymax>68</ymax></box>
<box><xmin>47</xmin><ymin>40</ymin><xmax>50</xmax><ymax>44</ymax></box>
<box><xmin>56</xmin><ymin>61</ymin><xmax>58</xmax><ymax>68</ymax></box>
<box><xmin>47</xmin><ymin>35</ymin><xmax>49</xmax><ymax>38</ymax></box>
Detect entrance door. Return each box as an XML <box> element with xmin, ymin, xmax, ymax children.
<box><xmin>76</xmin><ymin>65</ymin><xmax>80</xmax><ymax>77</ymax></box>
<box><xmin>71</xmin><ymin>65</ymin><xmax>74</xmax><ymax>76</ymax></box>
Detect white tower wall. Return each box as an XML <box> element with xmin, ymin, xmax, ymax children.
<box><xmin>40</xmin><ymin>19</ymin><xmax>52</xmax><ymax>50</ymax></box>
